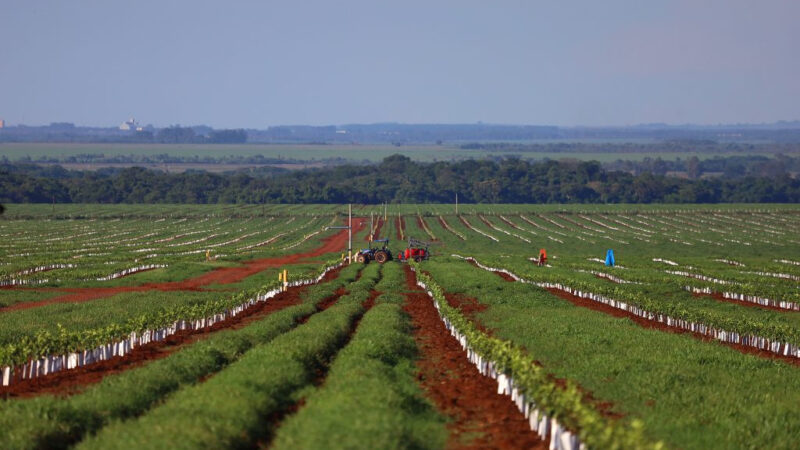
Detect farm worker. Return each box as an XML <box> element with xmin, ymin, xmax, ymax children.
<box><xmin>605</xmin><ymin>249</ymin><xmax>615</xmax><ymax>267</ymax></box>
<box><xmin>538</xmin><ymin>249</ymin><xmax>547</xmax><ymax>266</ymax></box>
<box><xmin>205</xmin><ymin>250</ymin><xmax>211</xmax><ymax>261</ymax></box>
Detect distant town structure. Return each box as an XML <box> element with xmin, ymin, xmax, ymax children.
<box><xmin>119</xmin><ymin>117</ymin><xmax>143</xmax><ymax>131</ymax></box>
<box><xmin>0</xmin><ymin>119</ymin><xmax>5</xmax><ymax>128</ymax></box>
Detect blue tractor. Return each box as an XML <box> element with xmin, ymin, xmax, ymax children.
<box><xmin>354</xmin><ymin>238</ymin><xmax>393</xmax><ymax>264</ymax></box>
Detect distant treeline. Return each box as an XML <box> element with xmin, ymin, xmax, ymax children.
<box><xmin>605</xmin><ymin>154</ymin><xmax>800</xmax><ymax>178</ymax></box>
<box><xmin>0</xmin><ymin>124</ymin><xmax>247</xmax><ymax>144</ymax></box>
<box><xmin>4</xmin><ymin>122</ymin><xmax>800</xmax><ymax>144</ymax></box>
<box><xmin>2</xmin><ymin>155</ymin><xmax>800</xmax><ymax>204</ymax></box>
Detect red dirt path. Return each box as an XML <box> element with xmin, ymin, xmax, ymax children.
<box><xmin>402</xmin><ymin>266</ymin><xmax>545</xmax><ymax>449</ymax></box>
<box><xmin>1</xmin><ymin>218</ymin><xmax>365</xmax><ymax>312</ymax></box>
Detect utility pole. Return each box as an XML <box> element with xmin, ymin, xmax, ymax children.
<box><xmin>455</xmin><ymin>192</ymin><xmax>458</xmax><ymax>215</ymax></box>
<box><xmin>384</xmin><ymin>202</ymin><xmax>387</xmax><ymax>221</ymax></box>
<box><xmin>348</xmin><ymin>204</ymin><xmax>352</xmax><ymax>264</ymax></box>
<box><xmin>370</xmin><ymin>212</ymin><xmax>374</xmax><ymax>242</ymax></box>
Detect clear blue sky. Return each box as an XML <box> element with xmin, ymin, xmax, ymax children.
<box><xmin>1</xmin><ymin>0</ymin><xmax>797</xmax><ymax>128</ymax></box>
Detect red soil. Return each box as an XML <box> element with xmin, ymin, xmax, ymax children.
<box><xmin>402</xmin><ymin>266</ymin><xmax>545</xmax><ymax>450</ymax></box>
<box><xmin>416</xmin><ymin>215</ymin><xmax>437</xmax><ymax>240</ymax></box>
<box><xmin>478</xmin><ymin>215</ymin><xmax>495</xmax><ymax>228</ymax></box>
<box><xmin>498</xmin><ymin>216</ymin><xmax>521</xmax><ymax>230</ymax></box>
<box><xmin>458</xmin><ymin>215</ymin><xmax>473</xmax><ymax>229</ymax></box>
<box><xmin>435</xmin><ymin>271</ymin><xmax>623</xmax><ymax>422</ymax></box>
<box><xmin>465</xmin><ymin>259</ymin><xmax>516</xmax><ymax>282</ymax></box>
<box><xmin>365</xmin><ymin>217</ymin><xmax>385</xmax><ymax>242</ymax></box>
<box><xmin>475</xmin><ymin>266</ymin><xmax>800</xmax><ymax>367</ymax></box>
<box><xmin>546</xmin><ymin>286</ymin><xmax>800</xmax><ymax>368</ymax></box>
<box><xmin>692</xmin><ymin>291</ymin><xmax>793</xmax><ymax>313</ymax></box>
<box><xmin>1</xmin><ymin>218</ymin><xmax>364</xmax><ymax>312</ymax></box>
<box><xmin>443</xmin><ymin>293</ymin><xmax>492</xmax><ymax>335</ymax></box>
<box><xmin>438</xmin><ymin>216</ymin><xmax>465</xmax><ymax>240</ymax></box>
<box><xmin>0</xmin><ymin>265</ymin><xmax>347</xmax><ymax>398</ymax></box>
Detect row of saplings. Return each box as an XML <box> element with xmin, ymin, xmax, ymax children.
<box><xmin>354</xmin><ymin>238</ymin><xmax>434</xmax><ymax>264</ymax></box>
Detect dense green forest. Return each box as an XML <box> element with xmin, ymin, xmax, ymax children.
<box><xmin>2</xmin><ymin>155</ymin><xmax>799</xmax><ymax>204</ymax></box>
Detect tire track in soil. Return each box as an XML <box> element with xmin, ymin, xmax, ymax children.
<box><xmin>1</xmin><ymin>266</ymin><xmax>349</xmax><ymax>398</ymax></box>
<box><xmin>401</xmin><ymin>265</ymin><xmax>545</xmax><ymax>450</ymax></box>
<box><xmin>254</xmin><ymin>288</ymin><xmax>382</xmax><ymax>449</ymax></box>
<box><xmin>1</xmin><ymin>218</ymin><xmax>365</xmax><ymax>312</ymax></box>
<box><xmin>480</xmin><ymin>266</ymin><xmax>800</xmax><ymax>368</ymax></box>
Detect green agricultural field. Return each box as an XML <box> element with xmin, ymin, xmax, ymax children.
<box><xmin>3</xmin><ymin>142</ymin><xmax>795</xmax><ymax>164</ymax></box>
<box><xmin>1</xmin><ymin>204</ymin><xmax>799</xmax><ymax>449</ymax></box>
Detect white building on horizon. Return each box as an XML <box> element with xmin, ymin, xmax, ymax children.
<box><xmin>119</xmin><ymin>117</ymin><xmax>143</xmax><ymax>131</ymax></box>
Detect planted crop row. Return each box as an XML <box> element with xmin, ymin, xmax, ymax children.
<box><xmin>458</xmin><ymin>255</ymin><xmax>800</xmax><ymax>358</ymax></box>
<box><xmin>0</xmin><ymin>258</ymin><xmax>343</xmax><ymax>385</ymax></box>
<box><xmin>272</xmin><ymin>263</ymin><xmax>447</xmax><ymax>448</ymax></box>
<box><xmin>0</xmin><ymin>263</ymin><xmax>363</xmax><ymax>450</ymax></box>
<box><xmin>425</xmin><ymin>258</ymin><xmax>800</xmax><ymax>449</ymax></box>
<box><xmin>412</xmin><ymin>264</ymin><xmax>656</xmax><ymax>450</ymax></box>
<box><xmin>0</xmin><ymin>215</ymin><xmax>333</xmax><ymax>285</ymax></box>
<box><xmin>74</xmin><ymin>263</ymin><xmax>382</xmax><ymax>449</ymax></box>
<box><xmin>684</xmin><ymin>286</ymin><xmax>800</xmax><ymax>311</ymax></box>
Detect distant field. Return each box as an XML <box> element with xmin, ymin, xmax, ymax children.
<box><xmin>3</xmin><ymin>203</ymin><xmax>799</xmax><ymax>220</ymax></box>
<box><xmin>2</xmin><ymin>142</ymin><xmax>797</xmax><ymax>164</ymax></box>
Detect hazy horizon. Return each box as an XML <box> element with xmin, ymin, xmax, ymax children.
<box><xmin>1</xmin><ymin>1</ymin><xmax>798</xmax><ymax>129</ymax></box>
<box><xmin>4</xmin><ymin>120</ymin><xmax>800</xmax><ymax>130</ymax></box>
